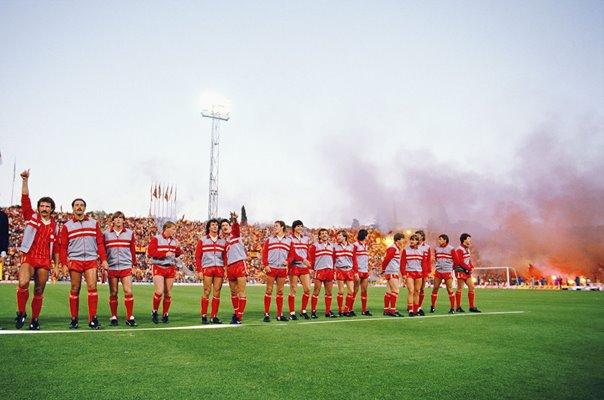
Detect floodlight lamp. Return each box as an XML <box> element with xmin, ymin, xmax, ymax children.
<box><xmin>200</xmin><ymin>93</ymin><xmax>231</xmax><ymax>121</ymax></box>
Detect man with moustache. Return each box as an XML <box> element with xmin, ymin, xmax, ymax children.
<box><xmin>60</xmin><ymin>198</ymin><xmax>108</xmax><ymax>329</ymax></box>
<box><xmin>15</xmin><ymin>170</ymin><xmax>59</xmax><ymax>330</ymax></box>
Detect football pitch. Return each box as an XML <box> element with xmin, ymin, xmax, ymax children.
<box><xmin>0</xmin><ymin>284</ymin><xmax>602</xmax><ymax>399</ymax></box>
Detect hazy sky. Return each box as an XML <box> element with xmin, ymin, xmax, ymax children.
<box><xmin>1</xmin><ymin>0</ymin><xmax>602</xmax><ymax>228</ymax></box>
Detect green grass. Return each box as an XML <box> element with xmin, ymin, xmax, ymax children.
<box><xmin>1</xmin><ymin>284</ymin><xmax>602</xmax><ymax>399</ymax></box>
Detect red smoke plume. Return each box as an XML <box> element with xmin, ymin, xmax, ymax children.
<box><xmin>327</xmin><ymin>122</ymin><xmax>604</xmax><ymax>280</ymax></box>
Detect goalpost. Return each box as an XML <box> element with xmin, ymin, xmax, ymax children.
<box><xmin>472</xmin><ymin>266</ymin><xmax>520</xmax><ymax>287</ymax></box>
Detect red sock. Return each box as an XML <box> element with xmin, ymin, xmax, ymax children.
<box><xmin>345</xmin><ymin>294</ymin><xmax>354</xmax><ymax>312</ymax></box>
<box><xmin>361</xmin><ymin>292</ymin><xmax>368</xmax><ymax>313</ymax></box>
<box><xmin>237</xmin><ymin>296</ymin><xmax>247</xmax><ymax>320</ymax></box>
<box><xmin>17</xmin><ymin>286</ymin><xmax>29</xmax><ymax>313</ymax></box>
<box><xmin>109</xmin><ymin>295</ymin><xmax>118</xmax><ymax>318</ymax></box>
<box><xmin>408</xmin><ymin>303</ymin><xmax>413</xmax><ymax>312</ymax></box>
<box><xmin>448</xmin><ymin>291</ymin><xmax>455</xmax><ymax>309</ymax></box>
<box><xmin>311</xmin><ymin>294</ymin><xmax>318</xmax><ymax>312</ymax></box>
<box><xmin>337</xmin><ymin>293</ymin><xmax>344</xmax><ymax>313</ymax></box>
<box><xmin>325</xmin><ymin>295</ymin><xmax>332</xmax><ymax>314</ymax></box>
<box><xmin>468</xmin><ymin>291</ymin><xmax>475</xmax><ymax>308</ymax></box>
<box><xmin>350</xmin><ymin>291</ymin><xmax>357</xmax><ymax>311</ymax></box>
<box><xmin>456</xmin><ymin>291</ymin><xmax>462</xmax><ymax>308</ymax></box>
<box><xmin>264</xmin><ymin>293</ymin><xmax>272</xmax><ymax>314</ymax></box>
<box><xmin>201</xmin><ymin>296</ymin><xmax>209</xmax><ymax>316</ymax></box>
<box><xmin>31</xmin><ymin>294</ymin><xmax>44</xmax><ymax>319</ymax></box>
<box><xmin>276</xmin><ymin>294</ymin><xmax>284</xmax><ymax>316</ymax></box>
<box><xmin>211</xmin><ymin>296</ymin><xmax>220</xmax><ymax>318</ymax></box>
<box><xmin>413</xmin><ymin>303</ymin><xmax>419</xmax><ymax>313</ymax></box>
<box><xmin>301</xmin><ymin>293</ymin><xmax>309</xmax><ymax>313</ymax></box>
<box><xmin>231</xmin><ymin>295</ymin><xmax>239</xmax><ymax>314</ymax></box>
<box><xmin>431</xmin><ymin>292</ymin><xmax>438</xmax><ymax>308</ymax></box>
<box><xmin>69</xmin><ymin>290</ymin><xmax>79</xmax><ymax>318</ymax></box>
<box><xmin>288</xmin><ymin>293</ymin><xmax>296</xmax><ymax>314</ymax></box>
<box><xmin>389</xmin><ymin>292</ymin><xmax>398</xmax><ymax>312</ymax></box>
<box><xmin>384</xmin><ymin>292</ymin><xmax>391</xmax><ymax>312</ymax></box>
<box><xmin>153</xmin><ymin>293</ymin><xmax>162</xmax><ymax>312</ymax></box>
<box><xmin>162</xmin><ymin>296</ymin><xmax>171</xmax><ymax>316</ymax></box>
<box><xmin>287</xmin><ymin>293</ymin><xmax>296</xmax><ymax>314</ymax></box>
<box><xmin>88</xmin><ymin>289</ymin><xmax>98</xmax><ymax>321</ymax></box>
<box><xmin>124</xmin><ymin>294</ymin><xmax>134</xmax><ymax>320</ymax></box>
<box><xmin>418</xmin><ymin>291</ymin><xmax>425</xmax><ymax>308</ymax></box>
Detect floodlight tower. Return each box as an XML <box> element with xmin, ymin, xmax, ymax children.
<box><xmin>201</xmin><ymin>103</ymin><xmax>230</xmax><ymax>220</ymax></box>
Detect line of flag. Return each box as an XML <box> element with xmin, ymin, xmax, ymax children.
<box><xmin>150</xmin><ymin>183</ymin><xmax>177</xmax><ymax>202</ymax></box>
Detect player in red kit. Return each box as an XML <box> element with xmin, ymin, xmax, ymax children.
<box><xmin>352</xmin><ymin>229</ymin><xmax>372</xmax><ymax>316</ymax></box>
<box><xmin>15</xmin><ymin>169</ymin><xmax>59</xmax><ymax>330</ymax></box>
<box><xmin>415</xmin><ymin>230</ymin><xmax>431</xmax><ymax>316</ymax></box>
<box><xmin>309</xmin><ymin>228</ymin><xmax>337</xmax><ymax>318</ymax></box>
<box><xmin>454</xmin><ymin>233</ymin><xmax>481</xmax><ymax>313</ymax></box>
<box><xmin>430</xmin><ymin>234</ymin><xmax>456</xmax><ymax>314</ymax></box>
<box><xmin>381</xmin><ymin>232</ymin><xmax>404</xmax><ymax>317</ymax></box>
<box><xmin>401</xmin><ymin>234</ymin><xmax>424</xmax><ymax>317</ymax></box>
<box><xmin>287</xmin><ymin>220</ymin><xmax>312</xmax><ymax>320</ymax></box>
<box><xmin>221</xmin><ymin>212</ymin><xmax>248</xmax><ymax>324</ymax></box>
<box><xmin>334</xmin><ymin>230</ymin><xmax>355</xmax><ymax>317</ymax></box>
<box><xmin>196</xmin><ymin>218</ymin><xmax>227</xmax><ymax>324</ymax></box>
<box><xmin>103</xmin><ymin>211</ymin><xmax>137</xmax><ymax>326</ymax></box>
<box><xmin>59</xmin><ymin>198</ymin><xmax>108</xmax><ymax>329</ymax></box>
<box><xmin>262</xmin><ymin>221</ymin><xmax>292</xmax><ymax>322</ymax></box>
<box><xmin>148</xmin><ymin>221</ymin><xmax>182</xmax><ymax>323</ymax></box>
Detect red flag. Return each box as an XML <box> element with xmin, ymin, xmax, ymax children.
<box><xmin>165</xmin><ymin>189</ymin><xmax>169</xmax><ymax>202</ymax></box>
<box><xmin>158</xmin><ymin>184</ymin><xmax>162</xmax><ymax>199</ymax></box>
<box><xmin>169</xmin><ymin>185</ymin><xmax>173</xmax><ymax>200</ymax></box>
<box><xmin>153</xmin><ymin>184</ymin><xmax>157</xmax><ymax>198</ymax></box>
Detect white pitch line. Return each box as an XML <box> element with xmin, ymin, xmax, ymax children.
<box><xmin>0</xmin><ymin>311</ymin><xmax>524</xmax><ymax>335</ymax></box>
<box><xmin>296</xmin><ymin>310</ymin><xmax>525</xmax><ymax>325</ymax></box>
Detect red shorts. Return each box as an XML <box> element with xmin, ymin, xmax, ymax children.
<box><xmin>22</xmin><ymin>255</ymin><xmax>51</xmax><ymax>270</ymax></box>
<box><xmin>289</xmin><ymin>265</ymin><xmax>310</xmax><ymax>276</ymax></box>
<box><xmin>68</xmin><ymin>260</ymin><xmax>98</xmax><ymax>273</ymax></box>
<box><xmin>385</xmin><ymin>274</ymin><xmax>399</xmax><ymax>280</ymax></box>
<box><xmin>335</xmin><ymin>269</ymin><xmax>355</xmax><ymax>281</ymax></box>
<box><xmin>108</xmin><ymin>269</ymin><xmax>132</xmax><ymax>279</ymax></box>
<box><xmin>153</xmin><ymin>265</ymin><xmax>176</xmax><ymax>279</ymax></box>
<box><xmin>422</xmin><ymin>270</ymin><xmax>431</xmax><ymax>278</ymax></box>
<box><xmin>357</xmin><ymin>271</ymin><xmax>369</xmax><ymax>279</ymax></box>
<box><xmin>203</xmin><ymin>266</ymin><xmax>225</xmax><ymax>278</ymax></box>
<box><xmin>434</xmin><ymin>270</ymin><xmax>453</xmax><ymax>280</ymax></box>
<box><xmin>455</xmin><ymin>271</ymin><xmax>472</xmax><ymax>281</ymax></box>
<box><xmin>406</xmin><ymin>271</ymin><xmax>423</xmax><ymax>280</ymax></box>
<box><xmin>314</xmin><ymin>269</ymin><xmax>335</xmax><ymax>282</ymax></box>
<box><xmin>227</xmin><ymin>260</ymin><xmax>248</xmax><ymax>280</ymax></box>
<box><xmin>267</xmin><ymin>267</ymin><xmax>287</xmax><ymax>278</ymax></box>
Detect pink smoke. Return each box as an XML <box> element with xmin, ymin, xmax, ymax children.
<box><xmin>325</xmin><ymin>121</ymin><xmax>604</xmax><ymax>279</ymax></box>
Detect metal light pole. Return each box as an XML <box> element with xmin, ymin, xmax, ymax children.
<box><xmin>201</xmin><ymin>104</ymin><xmax>230</xmax><ymax>220</ymax></box>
